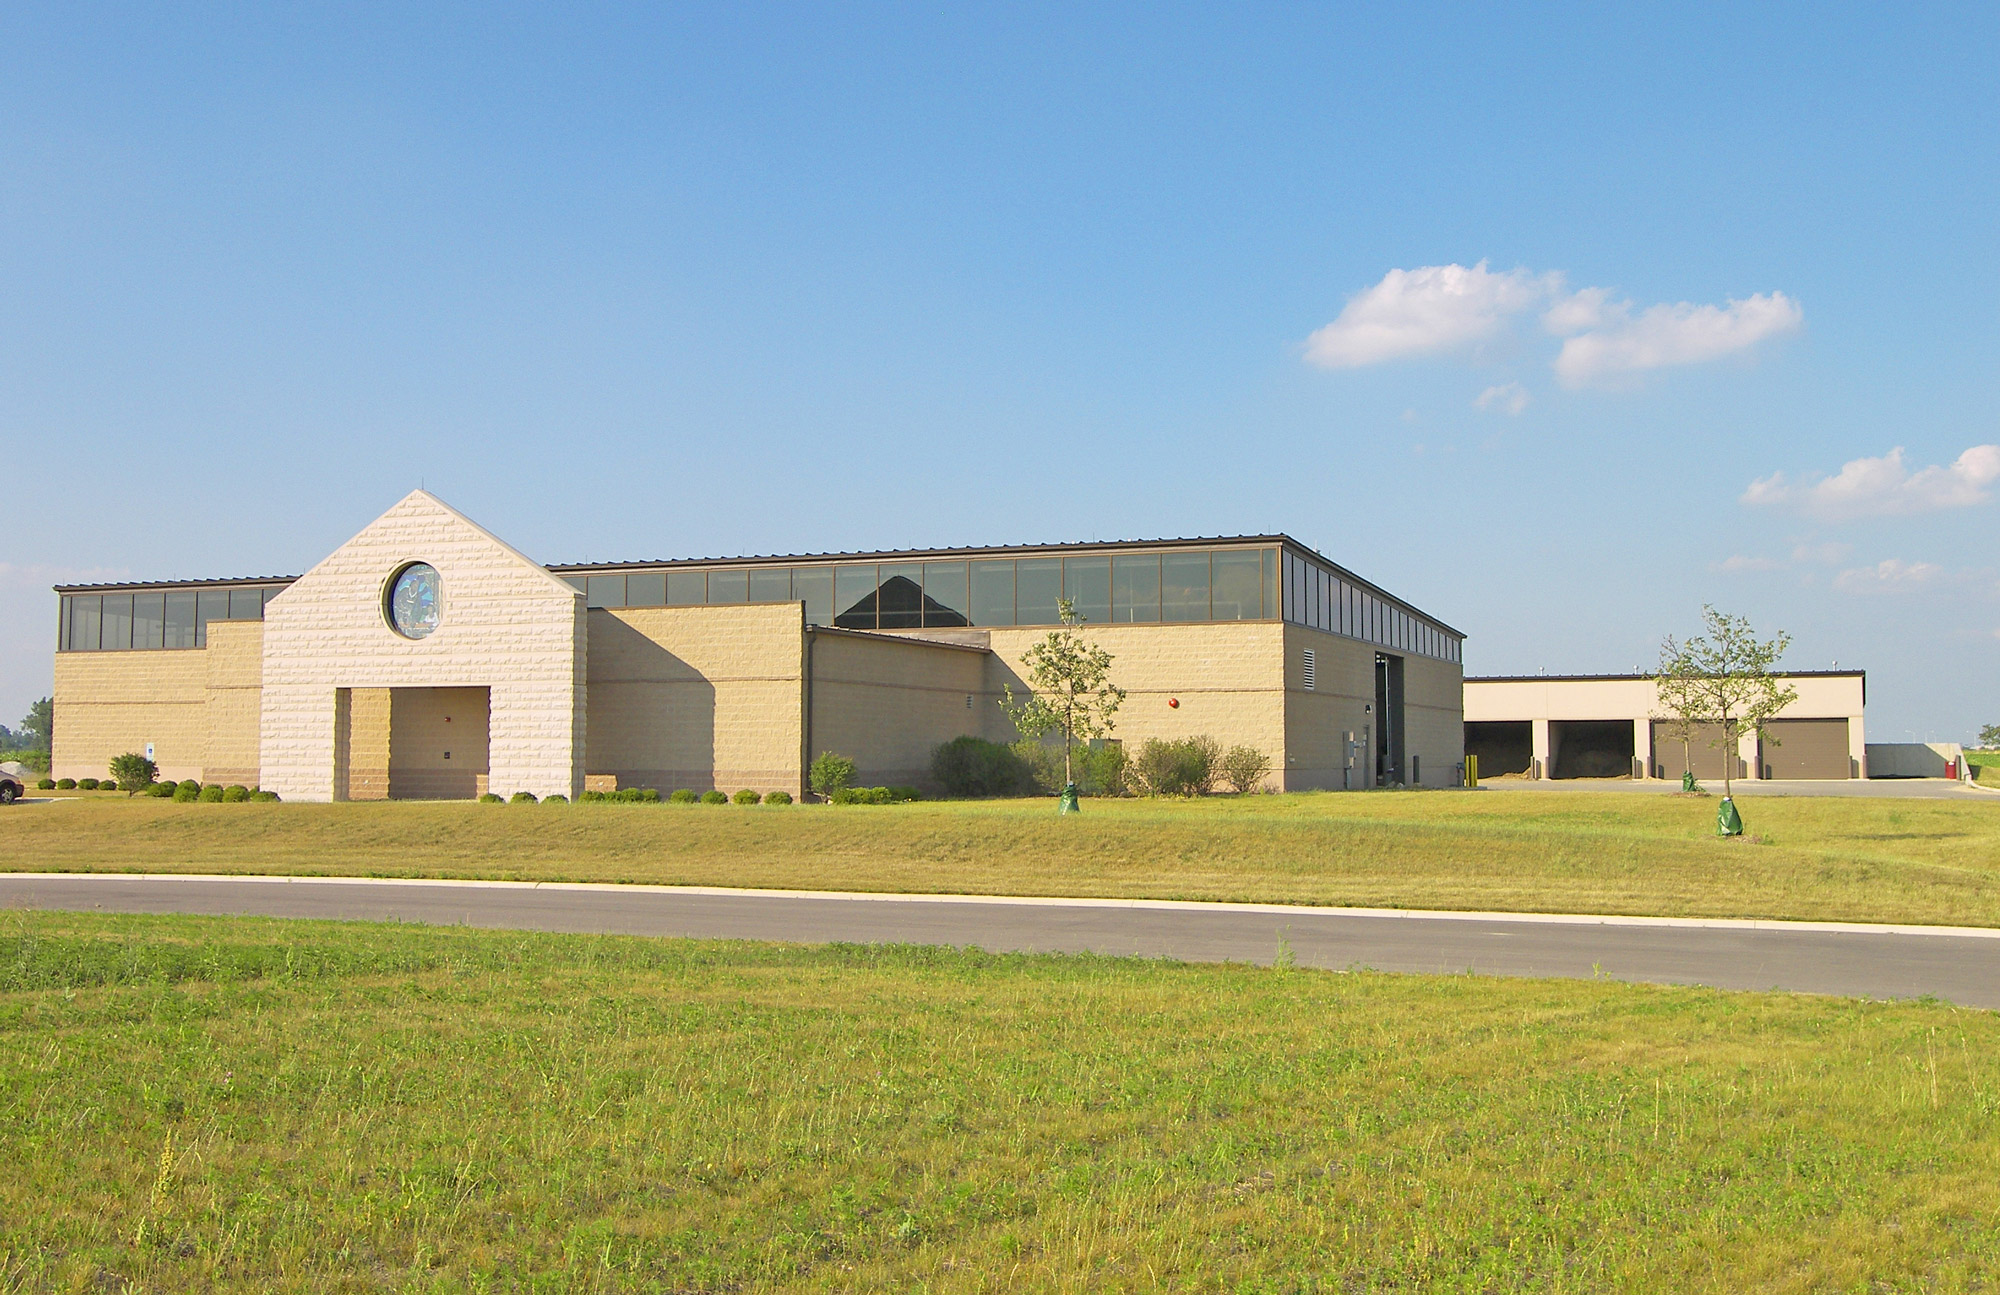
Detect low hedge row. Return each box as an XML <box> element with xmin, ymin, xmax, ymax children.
<box><xmin>481</xmin><ymin>788</ymin><xmax>796</xmax><ymax>805</ymax></box>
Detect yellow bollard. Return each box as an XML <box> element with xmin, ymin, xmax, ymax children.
<box><xmin>1465</xmin><ymin>753</ymin><xmax>1479</xmax><ymax>789</ymax></box>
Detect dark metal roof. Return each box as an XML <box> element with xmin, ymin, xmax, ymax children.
<box><xmin>1467</xmin><ymin>670</ymin><xmax>1865</xmax><ymax>682</ymax></box>
<box><xmin>53</xmin><ymin>533</ymin><xmax>1464</xmax><ymax>636</ymax></box>
<box><xmin>53</xmin><ymin>576</ymin><xmax>298</xmax><ymax>594</ymax></box>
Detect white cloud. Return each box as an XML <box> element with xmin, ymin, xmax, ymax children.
<box><xmin>1743</xmin><ymin>445</ymin><xmax>2000</xmax><ymax>520</ymax></box>
<box><xmin>1714</xmin><ymin>554</ymin><xmax>1782</xmax><ymax>572</ymax></box>
<box><xmin>1552</xmin><ymin>292</ymin><xmax>1802</xmax><ymax>388</ymax></box>
<box><xmin>1303</xmin><ymin>262</ymin><xmax>1549</xmax><ymax>368</ymax></box>
<box><xmin>1474</xmin><ymin>382</ymin><xmax>1530</xmax><ymax>415</ymax></box>
<box><xmin>1832</xmin><ymin>559</ymin><xmax>1945</xmax><ymax>594</ymax></box>
<box><xmin>1790</xmin><ymin>541</ymin><xmax>1852</xmax><ymax>565</ymax></box>
<box><xmin>1304</xmin><ymin>265</ymin><xmax>1801</xmax><ymax>390</ymax></box>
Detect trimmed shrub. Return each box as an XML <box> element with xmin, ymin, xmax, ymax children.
<box><xmin>808</xmin><ymin>751</ymin><xmax>857</xmax><ymax>802</ymax></box>
<box><xmin>543</xmin><ymin>793</ymin><xmax>569</xmax><ymax>804</ymax></box>
<box><xmin>176</xmin><ymin>780</ymin><xmax>201</xmax><ymax>796</ymax></box>
<box><xmin>1132</xmin><ymin>735</ymin><xmax>1221</xmax><ymax>797</ymax></box>
<box><xmin>478</xmin><ymin>792</ymin><xmax>504</xmax><ymax>803</ymax></box>
<box><xmin>699</xmin><ymin>790</ymin><xmax>729</xmax><ymax>805</ymax></box>
<box><xmin>99</xmin><ymin>779</ymin><xmax>121</xmax><ymax>793</ymax></box>
<box><xmin>763</xmin><ymin>790</ymin><xmax>793</xmax><ymax>805</ymax></box>
<box><xmin>733</xmin><ymin>789</ymin><xmax>762</xmax><ymax>805</ymax></box>
<box><xmin>250</xmin><ymin>790</ymin><xmax>280</xmax><ymax>803</ymax></box>
<box><xmin>197</xmin><ymin>785</ymin><xmax>225</xmax><ymax>803</ymax></box>
<box><xmin>509</xmin><ymin>791</ymin><xmax>538</xmax><ymax>804</ymax></box>
<box><xmin>37</xmin><ymin>778</ymin><xmax>54</xmax><ymax>790</ymax></box>
<box><xmin>931</xmin><ymin>735</ymin><xmax>1035</xmax><ymax>798</ymax></box>
<box><xmin>1081</xmin><ymin>742</ymin><xmax>1131</xmax><ymax>796</ymax></box>
<box><xmin>55</xmin><ymin>778</ymin><xmax>76</xmax><ymax>790</ymax></box>
<box><xmin>578</xmin><ymin>790</ymin><xmax>608</xmax><ymax>803</ymax></box>
<box><xmin>1220</xmin><ymin>745</ymin><xmax>1273</xmax><ymax>795</ymax></box>
<box><xmin>610</xmin><ymin>788</ymin><xmax>661</xmax><ymax>803</ymax></box>
<box><xmin>668</xmin><ymin>789</ymin><xmax>699</xmax><ymax>804</ymax></box>
<box><xmin>830</xmin><ymin>786</ymin><xmax>920</xmax><ymax>805</ymax></box>
<box><xmin>78</xmin><ymin>778</ymin><xmax>100</xmax><ymax>791</ymax></box>
<box><xmin>171</xmin><ymin>782</ymin><xmax>201</xmax><ymax>802</ymax></box>
<box><xmin>145</xmin><ymin>781</ymin><xmax>175</xmax><ymax>797</ymax></box>
<box><xmin>221</xmin><ymin>785</ymin><xmax>250</xmax><ymax>803</ymax></box>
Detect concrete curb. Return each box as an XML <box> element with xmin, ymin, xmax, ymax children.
<box><xmin>7</xmin><ymin>872</ymin><xmax>2000</xmax><ymax>941</ymax></box>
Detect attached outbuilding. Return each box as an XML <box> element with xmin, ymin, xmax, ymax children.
<box><xmin>1463</xmin><ymin>672</ymin><xmax>1868</xmax><ymax>782</ymax></box>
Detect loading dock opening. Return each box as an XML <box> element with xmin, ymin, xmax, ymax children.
<box><xmin>1549</xmin><ymin>719</ymin><xmax>1634</xmax><ymax>779</ymax></box>
<box><xmin>1464</xmin><ymin>721</ymin><xmax>1531</xmax><ymax>777</ymax></box>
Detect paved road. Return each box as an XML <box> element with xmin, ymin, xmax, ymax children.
<box><xmin>6</xmin><ymin>873</ymin><xmax>2000</xmax><ymax>1009</ymax></box>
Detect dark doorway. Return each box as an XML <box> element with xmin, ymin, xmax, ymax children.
<box><xmin>1374</xmin><ymin>653</ymin><xmax>1405</xmax><ymax>785</ymax></box>
<box><xmin>1550</xmin><ymin>720</ymin><xmax>1634</xmax><ymax>779</ymax></box>
<box><xmin>1464</xmin><ymin>721</ymin><xmax>1531</xmax><ymax>777</ymax></box>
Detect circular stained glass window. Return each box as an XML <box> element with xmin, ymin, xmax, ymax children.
<box><xmin>386</xmin><ymin>563</ymin><xmax>442</xmax><ymax>639</ymax></box>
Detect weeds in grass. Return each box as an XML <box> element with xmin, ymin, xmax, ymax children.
<box><xmin>2</xmin><ymin>912</ymin><xmax>2000</xmax><ymax>1290</ymax></box>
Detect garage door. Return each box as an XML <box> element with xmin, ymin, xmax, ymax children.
<box><xmin>1761</xmin><ymin>719</ymin><xmax>1852</xmax><ymax>780</ymax></box>
<box><xmin>1651</xmin><ymin>721</ymin><xmax>1737</xmax><ymax>780</ymax></box>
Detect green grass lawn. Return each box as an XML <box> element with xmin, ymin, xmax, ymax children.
<box><xmin>6</xmin><ymin>790</ymin><xmax>2000</xmax><ymax>926</ymax></box>
<box><xmin>3</xmin><ymin>913</ymin><xmax>1996</xmax><ymax>1292</ymax></box>
<box><xmin>1967</xmin><ymin>750</ymin><xmax>2000</xmax><ymax>786</ymax></box>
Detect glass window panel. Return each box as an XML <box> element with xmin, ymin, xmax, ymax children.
<box><xmin>1262</xmin><ymin>549</ymin><xmax>1277</xmax><ymax>618</ymax></box>
<box><xmin>164</xmin><ymin>592</ymin><xmax>196</xmax><ymax>648</ymax></box>
<box><xmin>1015</xmin><ymin>558</ymin><xmax>1062</xmax><ymax>625</ymax></box>
<box><xmin>969</xmin><ymin>560</ymin><xmax>1014</xmax><ymax>626</ymax></box>
<box><xmin>562</xmin><ymin>575</ymin><xmax>587</xmax><ymax>592</ymax></box>
<box><xmin>57</xmin><ymin>596</ymin><xmax>70</xmax><ymax>651</ymax></box>
<box><xmin>69</xmin><ymin>594</ymin><xmax>101</xmax><ymax>651</ymax></box>
<box><xmin>877</xmin><ymin>562</ymin><xmax>924</xmax><ymax>629</ymax></box>
<box><xmin>1211</xmin><ymin>551</ymin><xmax>1262</xmax><ymax>622</ymax></box>
<box><xmin>923</xmin><ymin>562</ymin><xmax>969</xmax><ymax>627</ymax></box>
<box><xmin>586</xmin><ymin>575</ymin><xmax>625</xmax><ymax>609</ymax></box>
<box><xmin>134</xmin><ymin>592</ymin><xmax>165</xmax><ymax>650</ymax></box>
<box><xmin>195</xmin><ymin>590</ymin><xmax>228</xmax><ymax>647</ymax></box>
<box><xmin>1342</xmin><ymin>583</ymin><xmax>1353</xmax><ymax>637</ymax></box>
<box><xmin>1063</xmin><ymin>556</ymin><xmax>1110</xmax><ymax>625</ymax></box>
<box><xmin>748</xmin><ymin>567</ymin><xmax>792</xmax><ymax>604</ymax></box>
<box><xmin>1283</xmin><ymin>553</ymin><xmax>1300</xmax><ymax>623</ymax></box>
<box><xmin>1112</xmin><ymin>554</ymin><xmax>1160</xmax><ymax>623</ymax></box>
<box><xmin>793</xmin><ymin>566</ymin><xmax>833</xmax><ymax>624</ymax></box>
<box><xmin>707</xmin><ymin>570</ymin><xmax>748</xmax><ymax>603</ymax></box>
<box><xmin>100</xmin><ymin>594</ymin><xmax>133</xmax><ymax>650</ymax></box>
<box><xmin>1161</xmin><ymin>552</ymin><xmax>1210</xmax><ymax>622</ymax></box>
<box><xmin>834</xmin><ymin>565</ymin><xmax>878</xmax><ymax>628</ymax></box>
<box><xmin>228</xmin><ymin>588</ymin><xmax>263</xmax><ymax>620</ymax></box>
<box><xmin>623</xmin><ymin>572</ymin><xmax>665</xmax><ymax>606</ymax></box>
<box><xmin>666</xmin><ymin>571</ymin><xmax>705</xmax><ymax>605</ymax></box>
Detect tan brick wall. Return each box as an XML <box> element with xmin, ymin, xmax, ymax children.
<box><xmin>1402</xmin><ymin>650</ymin><xmax>1465</xmax><ymax>788</ymax></box>
<box><xmin>339</xmin><ymin>688</ymin><xmax>391</xmax><ymax>800</ymax></box>
<box><xmin>978</xmin><ymin>622</ymin><xmax>1288</xmax><ymax>788</ymax></box>
<box><xmin>585</xmin><ymin>603</ymin><xmax>805</xmax><ymax>796</ymax></box>
<box><xmin>810</xmin><ymin>631</ymin><xmax>989</xmax><ymax>788</ymax></box>
<box><xmin>202</xmin><ymin>621</ymin><xmax>264</xmax><ymax>787</ymax></box>
<box><xmin>387</xmin><ymin>686</ymin><xmax>489</xmax><ymax>800</ymax></box>
<box><xmin>1281</xmin><ymin>625</ymin><xmax>1380</xmax><ymax>790</ymax></box>
<box><xmin>1279</xmin><ymin>626</ymin><xmax>1463</xmax><ymax>789</ymax></box>
<box><xmin>261</xmin><ymin>491</ymin><xmax>585</xmax><ymax>802</ymax></box>
<box><xmin>53</xmin><ymin>649</ymin><xmax>210</xmax><ymax>784</ymax></box>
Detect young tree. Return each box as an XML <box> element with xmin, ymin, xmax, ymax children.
<box><xmin>808</xmin><ymin>751</ymin><xmax>857</xmax><ymax>803</ymax></box>
<box><xmin>1650</xmin><ymin>635</ymin><xmax>1706</xmax><ymax>790</ymax></box>
<box><xmin>1676</xmin><ymin>606</ymin><xmax>1798</xmax><ymax>804</ymax></box>
<box><xmin>108</xmin><ymin>752</ymin><xmax>158</xmax><ymax>795</ymax></box>
<box><xmin>1000</xmin><ymin>598</ymin><xmax>1126</xmax><ymax>793</ymax></box>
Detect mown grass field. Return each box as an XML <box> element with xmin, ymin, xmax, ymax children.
<box><xmin>6</xmin><ymin>789</ymin><xmax>2000</xmax><ymax>926</ymax></box>
<box><xmin>1968</xmin><ymin>750</ymin><xmax>2000</xmax><ymax>786</ymax></box>
<box><xmin>5</xmin><ymin>912</ymin><xmax>1999</xmax><ymax>1292</ymax></box>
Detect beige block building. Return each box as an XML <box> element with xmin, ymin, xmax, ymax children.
<box><xmin>1463</xmin><ymin>672</ymin><xmax>1868</xmax><ymax>781</ymax></box>
<box><xmin>51</xmin><ymin>492</ymin><xmax>1466</xmax><ymax>798</ymax></box>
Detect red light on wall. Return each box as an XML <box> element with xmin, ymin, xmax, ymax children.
<box><xmin>1167</xmin><ymin>698</ymin><xmax>1179</xmax><ymax>708</ymax></box>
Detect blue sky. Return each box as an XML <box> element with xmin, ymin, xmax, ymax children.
<box><xmin>4</xmin><ymin>3</ymin><xmax>1995</xmax><ymax>742</ymax></box>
